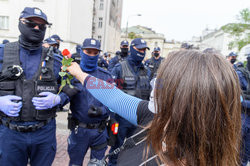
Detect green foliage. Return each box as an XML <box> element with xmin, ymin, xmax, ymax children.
<box><xmin>238</xmin><ymin>8</ymin><xmax>250</xmax><ymax>23</ymax></box>
<box><xmin>244</xmin><ymin>61</ymin><xmax>247</xmax><ymax>67</ymax></box>
<box><xmin>128</xmin><ymin>32</ymin><xmax>142</xmax><ymax>39</ymax></box>
<box><xmin>58</xmin><ymin>57</ymin><xmax>74</xmax><ymax>94</ymax></box>
<box><xmin>222</xmin><ymin>8</ymin><xmax>250</xmax><ymax>51</ymax></box>
<box><xmin>59</xmin><ymin>72</ymin><xmax>66</xmax><ymax>77</ymax></box>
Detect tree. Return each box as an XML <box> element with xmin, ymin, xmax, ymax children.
<box><xmin>221</xmin><ymin>8</ymin><xmax>250</xmax><ymax>51</ymax></box>
<box><xmin>128</xmin><ymin>32</ymin><xmax>142</xmax><ymax>39</ymax></box>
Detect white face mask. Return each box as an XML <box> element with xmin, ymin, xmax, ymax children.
<box><xmin>148</xmin><ymin>78</ymin><xmax>156</xmax><ymax>113</ymax></box>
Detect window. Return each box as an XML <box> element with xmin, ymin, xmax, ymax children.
<box><xmin>98</xmin><ymin>35</ymin><xmax>102</xmax><ymax>44</ymax></box>
<box><xmin>98</xmin><ymin>17</ymin><xmax>103</xmax><ymax>28</ymax></box>
<box><xmin>99</xmin><ymin>2</ymin><xmax>104</xmax><ymax>10</ymax></box>
<box><xmin>154</xmin><ymin>42</ymin><xmax>158</xmax><ymax>47</ymax></box>
<box><xmin>0</xmin><ymin>16</ymin><xmax>9</xmax><ymax>30</ymax></box>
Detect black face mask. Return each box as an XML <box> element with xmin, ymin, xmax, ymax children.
<box><xmin>121</xmin><ymin>47</ymin><xmax>128</xmax><ymax>57</ymax></box>
<box><xmin>230</xmin><ymin>58</ymin><xmax>236</xmax><ymax>64</ymax></box>
<box><xmin>18</xmin><ymin>21</ymin><xmax>46</xmax><ymax>50</ymax></box>
<box><xmin>154</xmin><ymin>52</ymin><xmax>160</xmax><ymax>57</ymax></box>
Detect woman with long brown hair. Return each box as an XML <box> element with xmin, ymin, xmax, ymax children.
<box><xmin>66</xmin><ymin>50</ymin><xmax>241</xmax><ymax>166</ymax></box>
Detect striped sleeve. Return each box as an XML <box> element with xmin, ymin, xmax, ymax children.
<box><xmin>84</xmin><ymin>76</ymin><xmax>142</xmax><ymax>125</ymax></box>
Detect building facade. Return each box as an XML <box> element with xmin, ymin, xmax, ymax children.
<box><xmin>199</xmin><ymin>29</ymin><xmax>236</xmax><ymax>57</ymax></box>
<box><xmin>0</xmin><ymin>0</ymin><xmax>123</xmax><ymax>54</ymax></box>
<box><xmin>121</xmin><ymin>25</ymin><xmax>181</xmax><ymax>59</ymax></box>
<box><xmin>92</xmin><ymin>0</ymin><xmax>123</xmax><ymax>54</ymax></box>
<box><xmin>0</xmin><ymin>0</ymin><xmax>93</xmax><ymax>52</ymax></box>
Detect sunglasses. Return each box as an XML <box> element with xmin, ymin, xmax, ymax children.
<box><xmin>21</xmin><ymin>20</ymin><xmax>47</xmax><ymax>31</ymax></box>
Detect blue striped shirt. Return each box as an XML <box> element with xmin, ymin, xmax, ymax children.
<box><xmin>85</xmin><ymin>76</ymin><xmax>142</xmax><ymax>125</ymax></box>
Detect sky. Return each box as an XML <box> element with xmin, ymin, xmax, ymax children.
<box><xmin>121</xmin><ymin>0</ymin><xmax>250</xmax><ymax>42</ymax></box>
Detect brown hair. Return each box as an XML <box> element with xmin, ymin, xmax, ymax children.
<box><xmin>148</xmin><ymin>50</ymin><xmax>241</xmax><ymax>166</ymax></box>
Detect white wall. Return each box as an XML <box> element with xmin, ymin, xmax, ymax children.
<box><xmin>93</xmin><ymin>0</ymin><xmax>122</xmax><ymax>54</ymax></box>
<box><xmin>200</xmin><ymin>30</ymin><xmax>237</xmax><ymax>57</ymax></box>
<box><xmin>0</xmin><ymin>0</ymin><xmax>93</xmax><ymax>53</ymax></box>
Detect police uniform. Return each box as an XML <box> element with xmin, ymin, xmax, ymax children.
<box><xmin>108</xmin><ymin>40</ymin><xmax>129</xmax><ymax>72</ymax></box>
<box><xmin>67</xmin><ymin>38</ymin><xmax>112</xmax><ymax>166</ymax></box>
<box><xmin>77</xmin><ymin>75</ymin><xmax>160</xmax><ymax>165</ymax></box>
<box><xmin>145</xmin><ymin>47</ymin><xmax>163</xmax><ymax>80</ymax></box>
<box><xmin>234</xmin><ymin>61</ymin><xmax>250</xmax><ymax>166</ymax></box>
<box><xmin>71</xmin><ymin>44</ymin><xmax>82</xmax><ymax>64</ymax></box>
<box><xmin>109</xmin><ymin>38</ymin><xmax>151</xmax><ymax>166</ymax></box>
<box><xmin>98</xmin><ymin>53</ymin><xmax>109</xmax><ymax>70</ymax></box>
<box><xmin>0</xmin><ymin>7</ymin><xmax>68</xmax><ymax>166</ymax></box>
<box><xmin>146</xmin><ymin>56</ymin><xmax>163</xmax><ymax>80</ymax></box>
<box><xmin>51</xmin><ymin>34</ymin><xmax>63</xmax><ymax>55</ymax></box>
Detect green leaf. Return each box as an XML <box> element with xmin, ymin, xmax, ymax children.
<box><xmin>61</xmin><ymin>57</ymin><xmax>66</xmax><ymax>64</ymax></box>
<box><xmin>67</xmin><ymin>58</ymin><xmax>73</xmax><ymax>63</ymax></box>
<box><xmin>63</xmin><ymin>58</ymin><xmax>74</xmax><ymax>66</ymax></box>
<box><xmin>62</xmin><ymin>66</ymin><xmax>67</xmax><ymax>71</ymax></box>
<box><xmin>66</xmin><ymin>73</ymin><xmax>74</xmax><ymax>80</ymax></box>
<box><xmin>59</xmin><ymin>72</ymin><xmax>66</xmax><ymax>77</ymax></box>
<box><xmin>61</xmin><ymin>79</ymin><xmax>66</xmax><ymax>87</ymax></box>
<box><xmin>66</xmin><ymin>78</ymin><xmax>71</xmax><ymax>85</ymax></box>
<box><xmin>69</xmin><ymin>85</ymin><xmax>74</xmax><ymax>88</ymax></box>
<box><xmin>64</xmin><ymin>60</ymin><xmax>71</xmax><ymax>66</ymax></box>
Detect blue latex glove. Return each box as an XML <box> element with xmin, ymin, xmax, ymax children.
<box><xmin>0</xmin><ymin>95</ymin><xmax>22</xmax><ymax>117</ymax></box>
<box><xmin>32</xmin><ymin>92</ymin><xmax>61</xmax><ymax>110</ymax></box>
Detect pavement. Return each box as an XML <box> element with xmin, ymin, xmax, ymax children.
<box><xmin>52</xmin><ymin>106</ymin><xmax>92</xmax><ymax>166</ymax></box>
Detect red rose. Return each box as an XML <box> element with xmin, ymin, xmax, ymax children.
<box><xmin>62</xmin><ymin>49</ymin><xmax>72</xmax><ymax>58</ymax></box>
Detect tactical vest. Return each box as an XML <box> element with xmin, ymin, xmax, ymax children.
<box><xmin>120</xmin><ymin>60</ymin><xmax>151</xmax><ymax>100</ymax></box>
<box><xmin>236</xmin><ymin>66</ymin><xmax>250</xmax><ymax>100</ymax></box>
<box><xmin>0</xmin><ymin>42</ymin><xmax>58</xmax><ymax>121</ymax></box>
<box><xmin>148</xmin><ymin>57</ymin><xmax>162</xmax><ymax>79</ymax></box>
<box><xmin>117</xmin><ymin>54</ymin><xmax>126</xmax><ymax>63</ymax></box>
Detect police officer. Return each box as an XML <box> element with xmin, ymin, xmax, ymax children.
<box><xmin>2</xmin><ymin>39</ymin><xmax>9</xmax><ymax>44</ymax></box>
<box><xmin>71</xmin><ymin>44</ymin><xmax>82</xmax><ymax>64</ymax></box>
<box><xmin>67</xmin><ymin>38</ymin><xmax>112</xmax><ymax>166</ymax></box>
<box><xmin>98</xmin><ymin>52</ymin><xmax>109</xmax><ymax>70</ymax></box>
<box><xmin>180</xmin><ymin>42</ymin><xmax>192</xmax><ymax>50</ymax></box>
<box><xmin>233</xmin><ymin>50</ymin><xmax>250</xmax><ymax>166</ymax></box>
<box><xmin>109</xmin><ymin>38</ymin><xmax>151</xmax><ymax>166</ymax></box>
<box><xmin>0</xmin><ymin>7</ymin><xmax>69</xmax><ymax>166</ymax></box>
<box><xmin>108</xmin><ymin>40</ymin><xmax>129</xmax><ymax>72</ymax></box>
<box><xmin>51</xmin><ymin>34</ymin><xmax>63</xmax><ymax>55</ymax></box>
<box><xmin>226</xmin><ymin>51</ymin><xmax>250</xmax><ymax>166</ymax></box>
<box><xmin>144</xmin><ymin>47</ymin><xmax>164</xmax><ymax>80</ymax></box>
<box><xmin>226</xmin><ymin>52</ymin><xmax>238</xmax><ymax>68</ymax></box>
<box><xmin>43</xmin><ymin>37</ymin><xmax>61</xmax><ymax>54</ymax></box>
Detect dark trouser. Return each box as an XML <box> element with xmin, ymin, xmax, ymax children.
<box><xmin>67</xmin><ymin>127</ymin><xmax>108</xmax><ymax>166</ymax></box>
<box><xmin>241</xmin><ymin>113</ymin><xmax>250</xmax><ymax>166</ymax></box>
<box><xmin>108</xmin><ymin>115</ymin><xmax>136</xmax><ymax>166</ymax></box>
<box><xmin>0</xmin><ymin>119</ymin><xmax>56</xmax><ymax>166</ymax></box>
